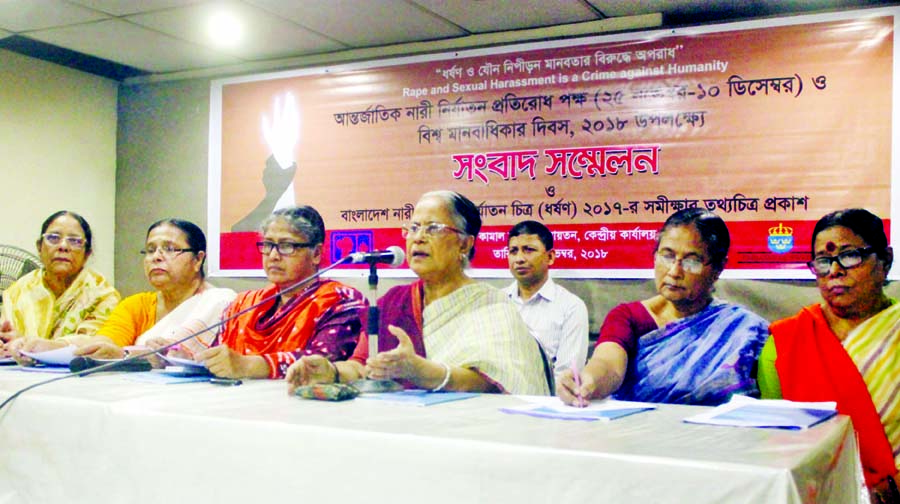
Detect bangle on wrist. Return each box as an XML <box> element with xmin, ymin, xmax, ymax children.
<box><xmin>431</xmin><ymin>362</ymin><xmax>451</xmax><ymax>392</ymax></box>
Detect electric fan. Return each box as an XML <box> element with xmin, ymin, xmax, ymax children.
<box><xmin>0</xmin><ymin>245</ymin><xmax>41</xmax><ymax>303</ymax></box>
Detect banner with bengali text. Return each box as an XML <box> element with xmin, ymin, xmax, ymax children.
<box><xmin>208</xmin><ymin>8</ymin><xmax>897</xmax><ymax>280</ymax></box>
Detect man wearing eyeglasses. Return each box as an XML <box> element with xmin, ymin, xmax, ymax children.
<box><xmin>195</xmin><ymin>205</ymin><xmax>368</xmax><ymax>380</ymax></box>
<box><xmin>503</xmin><ymin>220</ymin><xmax>589</xmax><ymax>389</ymax></box>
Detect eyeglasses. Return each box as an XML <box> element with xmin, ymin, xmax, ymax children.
<box><xmin>42</xmin><ymin>233</ymin><xmax>86</xmax><ymax>249</ymax></box>
<box><xmin>256</xmin><ymin>241</ymin><xmax>314</xmax><ymax>256</ymax></box>
<box><xmin>655</xmin><ymin>251</ymin><xmax>707</xmax><ymax>274</ymax></box>
<box><xmin>140</xmin><ymin>244</ymin><xmax>195</xmax><ymax>258</ymax></box>
<box><xmin>401</xmin><ymin>222</ymin><xmax>464</xmax><ymax>239</ymax></box>
<box><xmin>807</xmin><ymin>247</ymin><xmax>876</xmax><ymax>277</ymax></box>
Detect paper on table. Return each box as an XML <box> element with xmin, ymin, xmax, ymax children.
<box><xmin>683</xmin><ymin>395</ymin><xmax>838</xmax><ymax>430</ymax></box>
<box><xmin>161</xmin><ymin>354</ymin><xmax>208</xmax><ymax>369</ymax></box>
<box><xmin>4</xmin><ymin>365</ymin><xmax>71</xmax><ymax>374</ymax></box>
<box><xmin>356</xmin><ymin>389</ymin><xmax>479</xmax><ymax>406</ymax></box>
<box><xmin>20</xmin><ymin>345</ymin><xmax>77</xmax><ymax>366</ymax></box>
<box><xmin>500</xmin><ymin>396</ymin><xmax>657</xmax><ymax>421</ymax></box>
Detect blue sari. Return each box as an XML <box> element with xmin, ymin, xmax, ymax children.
<box><xmin>614</xmin><ymin>300</ymin><xmax>768</xmax><ymax>406</ymax></box>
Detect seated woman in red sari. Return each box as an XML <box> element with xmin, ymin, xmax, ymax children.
<box><xmin>758</xmin><ymin>209</ymin><xmax>899</xmax><ymax>502</ymax></box>
<box><xmin>285</xmin><ymin>191</ymin><xmax>548</xmax><ymax>395</ymax></box>
<box><xmin>194</xmin><ymin>206</ymin><xmax>367</xmax><ymax>379</ymax></box>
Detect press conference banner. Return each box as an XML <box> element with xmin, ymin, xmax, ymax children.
<box><xmin>208</xmin><ymin>8</ymin><xmax>897</xmax><ymax>279</ymax></box>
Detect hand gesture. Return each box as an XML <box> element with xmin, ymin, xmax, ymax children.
<box><xmin>285</xmin><ymin>355</ymin><xmax>336</xmax><ymax>394</ymax></box>
<box><xmin>556</xmin><ymin>368</ymin><xmax>597</xmax><ymax>408</ymax></box>
<box><xmin>143</xmin><ymin>337</ymin><xmax>192</xmax><ymax>362</ymax></box>
<box><xmin>261</xmin><ymin>92</ymin><xmax>300</xmax><ymax>170</ymax></box>
<box><xmin>8</xmin><ymin>338</ymin><xmax>68</xmax><ymax>366</ymax></box>
<box><xmin>366</xmin><ymin>324</ymin><xmax>420</xmax><ymax>381</ymax></box>
<box><xmin>75</xmin><ymin>341</ymin><xmax>124</xmax><ymax>359</ymax></box>
<box><xmin>196</xmin><ymin>345</ymin><xmax>267</xmax><ymax>379</ymax></box>
<box><xmin>0</xmin><ymin>320</ymin><xmax>18</xmax><ymax>343</ymax></box>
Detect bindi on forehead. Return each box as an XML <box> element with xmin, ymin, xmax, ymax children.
<box><xmin>824</xmin><ymin>242</ymin><xmax>838</xmax><ymax>253</ymax></box>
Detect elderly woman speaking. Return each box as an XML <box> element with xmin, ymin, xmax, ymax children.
<box><xmin>287</xmin><ymin>190</ymin><xmax>548</xmax><ymax>395</ymax></box>
<box><xmin>759</xmin><ymin>209</ymin><xmax>900</xmax><ymax>501</ymax></box>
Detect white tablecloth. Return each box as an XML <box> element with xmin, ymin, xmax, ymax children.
<box><xmin>0</xmin><ymin>369</ymin><xmax>863</xmax><ymax>503</ymax></box>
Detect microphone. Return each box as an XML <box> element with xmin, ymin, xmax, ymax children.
<box><xmin>70</xmin><ymin>356</ymin><xmax>152</xmax><ymax>373</ymax></box>
<box><xmin>348</xmin><ymin>246</ymin><xmax>405</xmax><ymax>267</ymax></box>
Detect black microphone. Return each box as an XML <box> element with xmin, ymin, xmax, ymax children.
<box><xmin>367</xmin><ymin>306</ymin><xmax>379</xmax><ymax>358</ymax></box>
<box><xmin>70</xmin><ymin>356</ymin><xmax>152</xmax><ymax>373</ymax></box>
<box><xmin>348</xmin><ymin>246</ymin><xmax>405</xmax><ymax>267</ymax></box>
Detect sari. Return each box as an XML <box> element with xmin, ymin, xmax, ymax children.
<box><xmin>352</xmin><ymin>281</ymin><xmax>549</xmax><ymax>395</ymax></box>
<box><xmin>768</xmin><ymin>303</ymin><xmax>900</xmax><ymax>487</ymax></box>
<box><xmin>97</xmin><ymin>287</ymin><xmax>236</xmax><ymax>356</ymax></box>
<box><xmin>1</xmin><ymin>268</ymin><xmax>120</xmax><ymax>343</ymax></box>
<box><xmin>614</xmin><ymin>300</ymin><xmax>768</xmax><ymax>406</ymax></box>
<box><xmin>217</xmin><ymin>279</ymin><xmax>366</xmax><ymax>379</ymax></box>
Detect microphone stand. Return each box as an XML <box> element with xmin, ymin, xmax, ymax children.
<box><xmin>368</xmin><ymin>262</ymin><xmax>379</xmax><ymax>290</ymax></box>
<box><xmin>0</xmin><ymin>254</ymin><xmax>357</xmax><ymax>412</ymax></box>
<box><xmin>351</xmin><ymin>261</ymin><xmax>401</xmax><ymax>393</ymax></box>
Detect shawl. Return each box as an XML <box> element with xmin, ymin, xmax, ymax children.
<box><xmin>98</xmin><ymin>287</ymin><xmax>236</xmax><ymax>356</ymax></box>
<box><xmin>370</xmin><ymin>281</ymin><xmax>548</xmax><ymax>395</ymax></box>
<box><xmin>2</xmin><ymin>268</ymin><xmax>120</xmax><ymax>342</ymax></box>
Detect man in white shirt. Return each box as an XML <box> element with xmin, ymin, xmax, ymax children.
<box><xmin>504</xmin><ymin>220</ymin><xmax>589</xmax><ymax>387</ymax></box>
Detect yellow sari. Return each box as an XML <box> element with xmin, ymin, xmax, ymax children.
<box><xmin>2</xmin><ymin>268</ymin><xmax>120</xmax><ymax>343</ymax></box>
<box><xmin>843</xmin><ymin>301</ymin><xmax>900</xmax><ymax>471</ymax></box>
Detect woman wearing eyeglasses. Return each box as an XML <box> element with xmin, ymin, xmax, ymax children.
<box><xmin>1</xmin><ymin>210</ymin><xmax>120</xmax><ymax>364</ymax></box>
<box><xmin>76</xmin><ymin>219</ymin><xmax>236</xmax><ymax>360</ymax></box>
<box><xmin>758</xmin><ymin>209</ymin><xmax>899</xmax><ymax>501</ymax></box>
<box><xmin>286</xmin><ymin>190</ymin><xmax>548</xmax><ymax>394</ymax></box>
<box><xmin>193</xmin><ymin>205</ymin><xmax>366</xmax><ymax>379</ymax></box>
<box><xmin>558</xmin><ymin>208</ymin><xmax>768</xmax><ymax>407</ymax></box>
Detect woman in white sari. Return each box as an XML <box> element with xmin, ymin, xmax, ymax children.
<box><xmin>287</xmin><ymin>190</ymin><xmax>548</xmax><ymax>395</ymax></box>
<box><xmin>81</xmin><ymin>219</ymin><xmax>235</xmax><ymax>359</ymax></box>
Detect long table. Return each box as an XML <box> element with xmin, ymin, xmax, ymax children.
<box><xmin>0</xmin><ymin>369</ymin><xmax>864</xmax><ymax>504</ymax></box>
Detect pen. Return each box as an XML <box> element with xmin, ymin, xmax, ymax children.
<box><xmin>571</xmin><ymin>358</ymin><xmax>584</xmax><ymax>406</ymax></box>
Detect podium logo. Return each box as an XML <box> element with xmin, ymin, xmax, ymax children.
<box><xmin>330</xmin><ymin>230</ymin><xmax>374</xmax><ymax>263</ymax></box>
<box><xmin>767</xmin><ymin>223</ymin><xmax>793</xmax><ymax>254</ymax></box>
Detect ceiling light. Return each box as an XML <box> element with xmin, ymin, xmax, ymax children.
<box><xmin>207</xmin><ymin>10</ymin><xmax>243</xmax><ymax>47</ymax></box>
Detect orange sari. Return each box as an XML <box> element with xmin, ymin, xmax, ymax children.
<box><xmin>771</xmin><ymin>304</ymin><xmax>897</xmax><ymax>487</ymax></box>
<box><xmin>218</xmin><ymin>280</ymin><xmax>366</xmax><ymax>378</ymax></box>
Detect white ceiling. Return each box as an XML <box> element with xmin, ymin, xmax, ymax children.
<box><xmin>0</xmin><ymin>0</ymin><xmax>895</xmax><ymax>79</ymax></box>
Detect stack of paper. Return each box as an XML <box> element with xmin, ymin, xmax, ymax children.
<box><xmin>500</xmin><ymin>396</ymin><xmax>657</xmax><ymax>421</ymax></box>
<box><xmin>357</xmin><ymin>389</ymin><xmax>479</xmax><ymax>406</ymax></box>
<box><xmin>683</xmin><ymin>395</ymin><xmax>837</xmax><ymax>430</ymax></box>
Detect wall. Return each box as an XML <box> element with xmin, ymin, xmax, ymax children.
<box><xmin>0</xmin><ymin>49</ymin><xmax>118</xmax><ymax>282</ymax></box>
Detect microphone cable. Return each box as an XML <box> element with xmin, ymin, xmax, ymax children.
<box><xmin>0</xmin><ymin>253</ymin><xmax>358</xmax><ymax>412</ymax></box>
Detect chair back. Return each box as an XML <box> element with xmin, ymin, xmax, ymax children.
<box><xmin>535</xmin><ymin>341</ymin><xmax>555</xmax><ymax>393</ymax></box>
